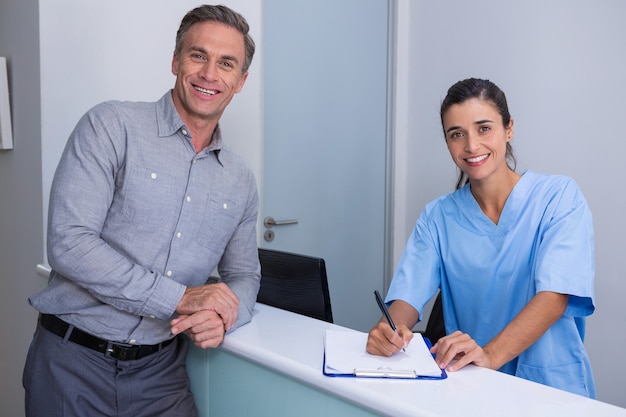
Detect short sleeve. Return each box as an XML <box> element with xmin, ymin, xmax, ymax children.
<box><xmin>386</xmin><ymin>207</ymin><xmax>442</xmax><ymax>321</ymax></box>
<box><xmin>533</xmin><ymin>178</ymin><xmax>595</xmax><ymax>317</ymax></box>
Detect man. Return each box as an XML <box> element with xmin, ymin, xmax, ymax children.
<box><xmin>23</xmin><ymin>5</ymin><xmax>260</xmax><ymax>416</ymax></box>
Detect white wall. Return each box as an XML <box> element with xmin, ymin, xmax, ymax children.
<box><xmin>395</xmin><ymin>0</ymin><xmax>626</xmax><ymax>407</ymax></box>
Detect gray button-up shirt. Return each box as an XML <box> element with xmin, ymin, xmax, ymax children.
<box><xmin>30</xmin><ymin>91</ymin><xmax>260</xmax><ymax>344</ymax></box>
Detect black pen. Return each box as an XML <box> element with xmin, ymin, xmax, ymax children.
<box><xmin>374</xmin><ymin>290</ymin><xmax>405</xmax><ymax>352</ymax></box>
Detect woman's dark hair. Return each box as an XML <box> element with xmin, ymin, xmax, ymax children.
<box><xmin>175</xmin><ymin>4</ymin><xmax>255</xmax><ymax>73</ymax></box>
<box><xmin>440</xmin><ymin>78</ymin><xmax>517</xmax><ymax>189</ymax></box>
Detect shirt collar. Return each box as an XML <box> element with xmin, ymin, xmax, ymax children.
<box><xmin>156</xmin><ymin>90</ymin><xmax>224</xmax><ymax>161</ymax></box>
<box><xmin>156</xmin><ymin>90</ymin><xmax>184</xmax><ymax>137</ymax></box>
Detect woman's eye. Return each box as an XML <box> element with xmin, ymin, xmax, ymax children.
<box><xmin>479</xmin><ymin>125</ymin><xmax>491</xmax><ymax>133</ymax></box>
<box><xmin>449</xmin><ymin>131</ymin><xmax>462</xmax><ymax>139</ymax></box>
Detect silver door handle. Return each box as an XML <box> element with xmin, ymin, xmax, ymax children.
<box><xmin>264</xmin><ymin>216</ymin><xmax>298</xmax><ymax>228</ymax></box>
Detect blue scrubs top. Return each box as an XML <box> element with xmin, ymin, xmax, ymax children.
<box><xmin>387</xmin><ymin>171</ymin><xmax>596</xmax><ymax>398</ymax></box>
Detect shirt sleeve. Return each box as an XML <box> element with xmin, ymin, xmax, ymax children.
<box><xmin>533</xmin><ymin>178</ymin><xmax>595</xmax><ymax>317</ymax></box>
<box><xmin>386</xmin><ymin>204</ymin><xmax>442</xmax><ymax>322</ymax></box>
<box><xmin>218</xmin><ymin>168</ymin><xmax>261</xmax><ymax>330</ymax></box>
<box><xmin>47</xmin><ymin>103</ymin><xmax>185</xmax><ymax>320</ymax></box>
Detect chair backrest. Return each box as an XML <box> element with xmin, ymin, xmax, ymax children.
<box><xmin>257</xmin><ymin>248</ymin><xmax>333</xmax><ymax>323</ymax></box>
<box><xmin>422</xmin><ymin>291</ymin><xmax>445</xmax><ymax>343</ymax></box>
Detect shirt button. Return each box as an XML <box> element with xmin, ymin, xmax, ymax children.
<box><xmin>182</xmin><ymin>129</ymin><xmax>188</xmax><ymax>136</ymax></box>
<box><xmin>186</xmin><ymin>196</ymin><xmax>191</xmax><ymax>202</ymax></box>
<box><xmin>176</xmin><ymin>232</ymin><xmax>182</xmax><ymax>238</ymax></box>
<box><xmin>149</xmin><ymin>315</ymin><xmax>156</xmax><ymax>319</ymax></box>
<box><xmin>166</xmin><ymin>270</ymin><xmax>173</xmax><ymax>277</ymax></box>
<box><xmin>129</xmin><ymin>339</ymin><xmax>137</xmax><ymax>344</ymax></box>
<box><xmin>223</xmin><ymin>203</ymin><xmax>228</xmax><ymax>209</ymax></box>
<box><xmin>150</xmin><ymin>173</ymin><xmax>157</xmax><ymax>180</ymax></box>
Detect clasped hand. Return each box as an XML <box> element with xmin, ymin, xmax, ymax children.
<box><xmin>170</xmin><ymin>282</ymin><xmax>239</xmax><ymax>348</ymax></box>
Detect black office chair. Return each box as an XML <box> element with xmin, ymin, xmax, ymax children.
<box><xmin>257</xmin><ymin>248</ymin><xmax>333</xmax><ymax>323</ymax></box>
<box><xmin>422</xmin><ymin>291</ymin><xmax>445</xmax><ymax>344</ymax></box>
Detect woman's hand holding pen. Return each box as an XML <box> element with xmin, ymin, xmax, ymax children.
<box><xmin>366</xmin><ymin>322</ymin><xmax>413</xmax><ymax>356</ymax></box>
<box><xmin>367</xmin><ymin>298</ymin><xmax>420</xmax><ymax>356</ymax></box>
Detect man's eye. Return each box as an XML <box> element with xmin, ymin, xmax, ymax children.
<box><xmin>191</xmin><ymin>54</ymin><xmax>206</xmax><ymax>62</ymax></box>
<box><xmin>219</xmin><ymin>61</ymin><xmax>234</xmax><ymax>68</ymax></box>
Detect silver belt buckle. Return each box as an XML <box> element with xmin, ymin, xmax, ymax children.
<box><xmin>105</xmin><ymin>340</ymin><xmax>137</xmax><ymax>360</ymax></box>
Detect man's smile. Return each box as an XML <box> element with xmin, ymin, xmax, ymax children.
<box><xmin>193</xmin><ymin>85</ymin><xmax>217</xmax><ymax>95</ymax></box>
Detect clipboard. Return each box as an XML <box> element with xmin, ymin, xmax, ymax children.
<box><xmin>322</xmin><ymin>329</ymin><xmax>447</xmax><ymax>380</ymax></box>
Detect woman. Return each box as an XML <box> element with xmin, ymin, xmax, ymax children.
<box><xmin>367</xmin><ymin>78</ymin><xmax>596</xmax><ymax>398</ymax></box>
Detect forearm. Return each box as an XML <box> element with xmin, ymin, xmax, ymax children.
<box><xmin>223</xmin><ymin>277</ymin><xmax>259</xmax><ymax>330</ymax></box>
<box><xmin>387</xmin><ymin>299</ymin><xmax>420</xmax><ymax>330</ymax></box>
<box><xmin>49</xmin><ymin>230</ymin><xmax>185</xmax><ymax>320</ymax></box>
<box><xmin>483</xmin><ymin>291</ymin><xmax>568</xmax><ymax>369</ymax></box>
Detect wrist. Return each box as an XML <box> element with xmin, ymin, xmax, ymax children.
<box><xmin>482</xmin><ymin>344</ymin><xmax>509</xmax><ymax>370</ymax></box>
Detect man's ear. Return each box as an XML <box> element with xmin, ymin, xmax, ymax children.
<box><xmin>234</xmin><ymin>71</ymin><xmax>249</xmax><ymax>94</ymax></box>
<box><xmin>171</xmin><ymin>53</ymin><xmax>179</xmax><ymax>76</ymax></box>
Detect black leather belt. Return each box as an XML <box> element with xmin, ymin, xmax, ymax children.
<box><xmin>39</xmin><ymin>313</ymin><xmax>175</xmax><ymax>361</ymax></box>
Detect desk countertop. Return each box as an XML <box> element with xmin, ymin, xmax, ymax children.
<box><xmin>218</xmin><ymin>303</ymin><xmax>626</xmax><ymax>417</ymax></box>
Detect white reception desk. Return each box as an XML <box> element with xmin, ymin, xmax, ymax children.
<box><xmin>186</xmin><ymin>303</ymin><xmax>626</xmax><ymax>417</ymax></box>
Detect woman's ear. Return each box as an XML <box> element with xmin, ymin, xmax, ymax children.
<box><xmin>506</xmin><ymin>118</ymin><xmax>514</xmax><ymax>141</ymax></box>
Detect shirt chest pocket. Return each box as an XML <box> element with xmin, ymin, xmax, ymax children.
<box><xmin>117</xmin><ymin>165</ymin><xmax>181</xmax><ymax>228</ymax></box>
<box><xmin>196</xmin><ymin>197</ymin><xmax>241</xmax><ymax>251</ymax></box>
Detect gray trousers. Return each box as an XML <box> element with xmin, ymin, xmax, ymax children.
<box><xmin>23</xmin><ymin>321</ymin><xmax>199</xmax><ymax>417</ymax></box>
